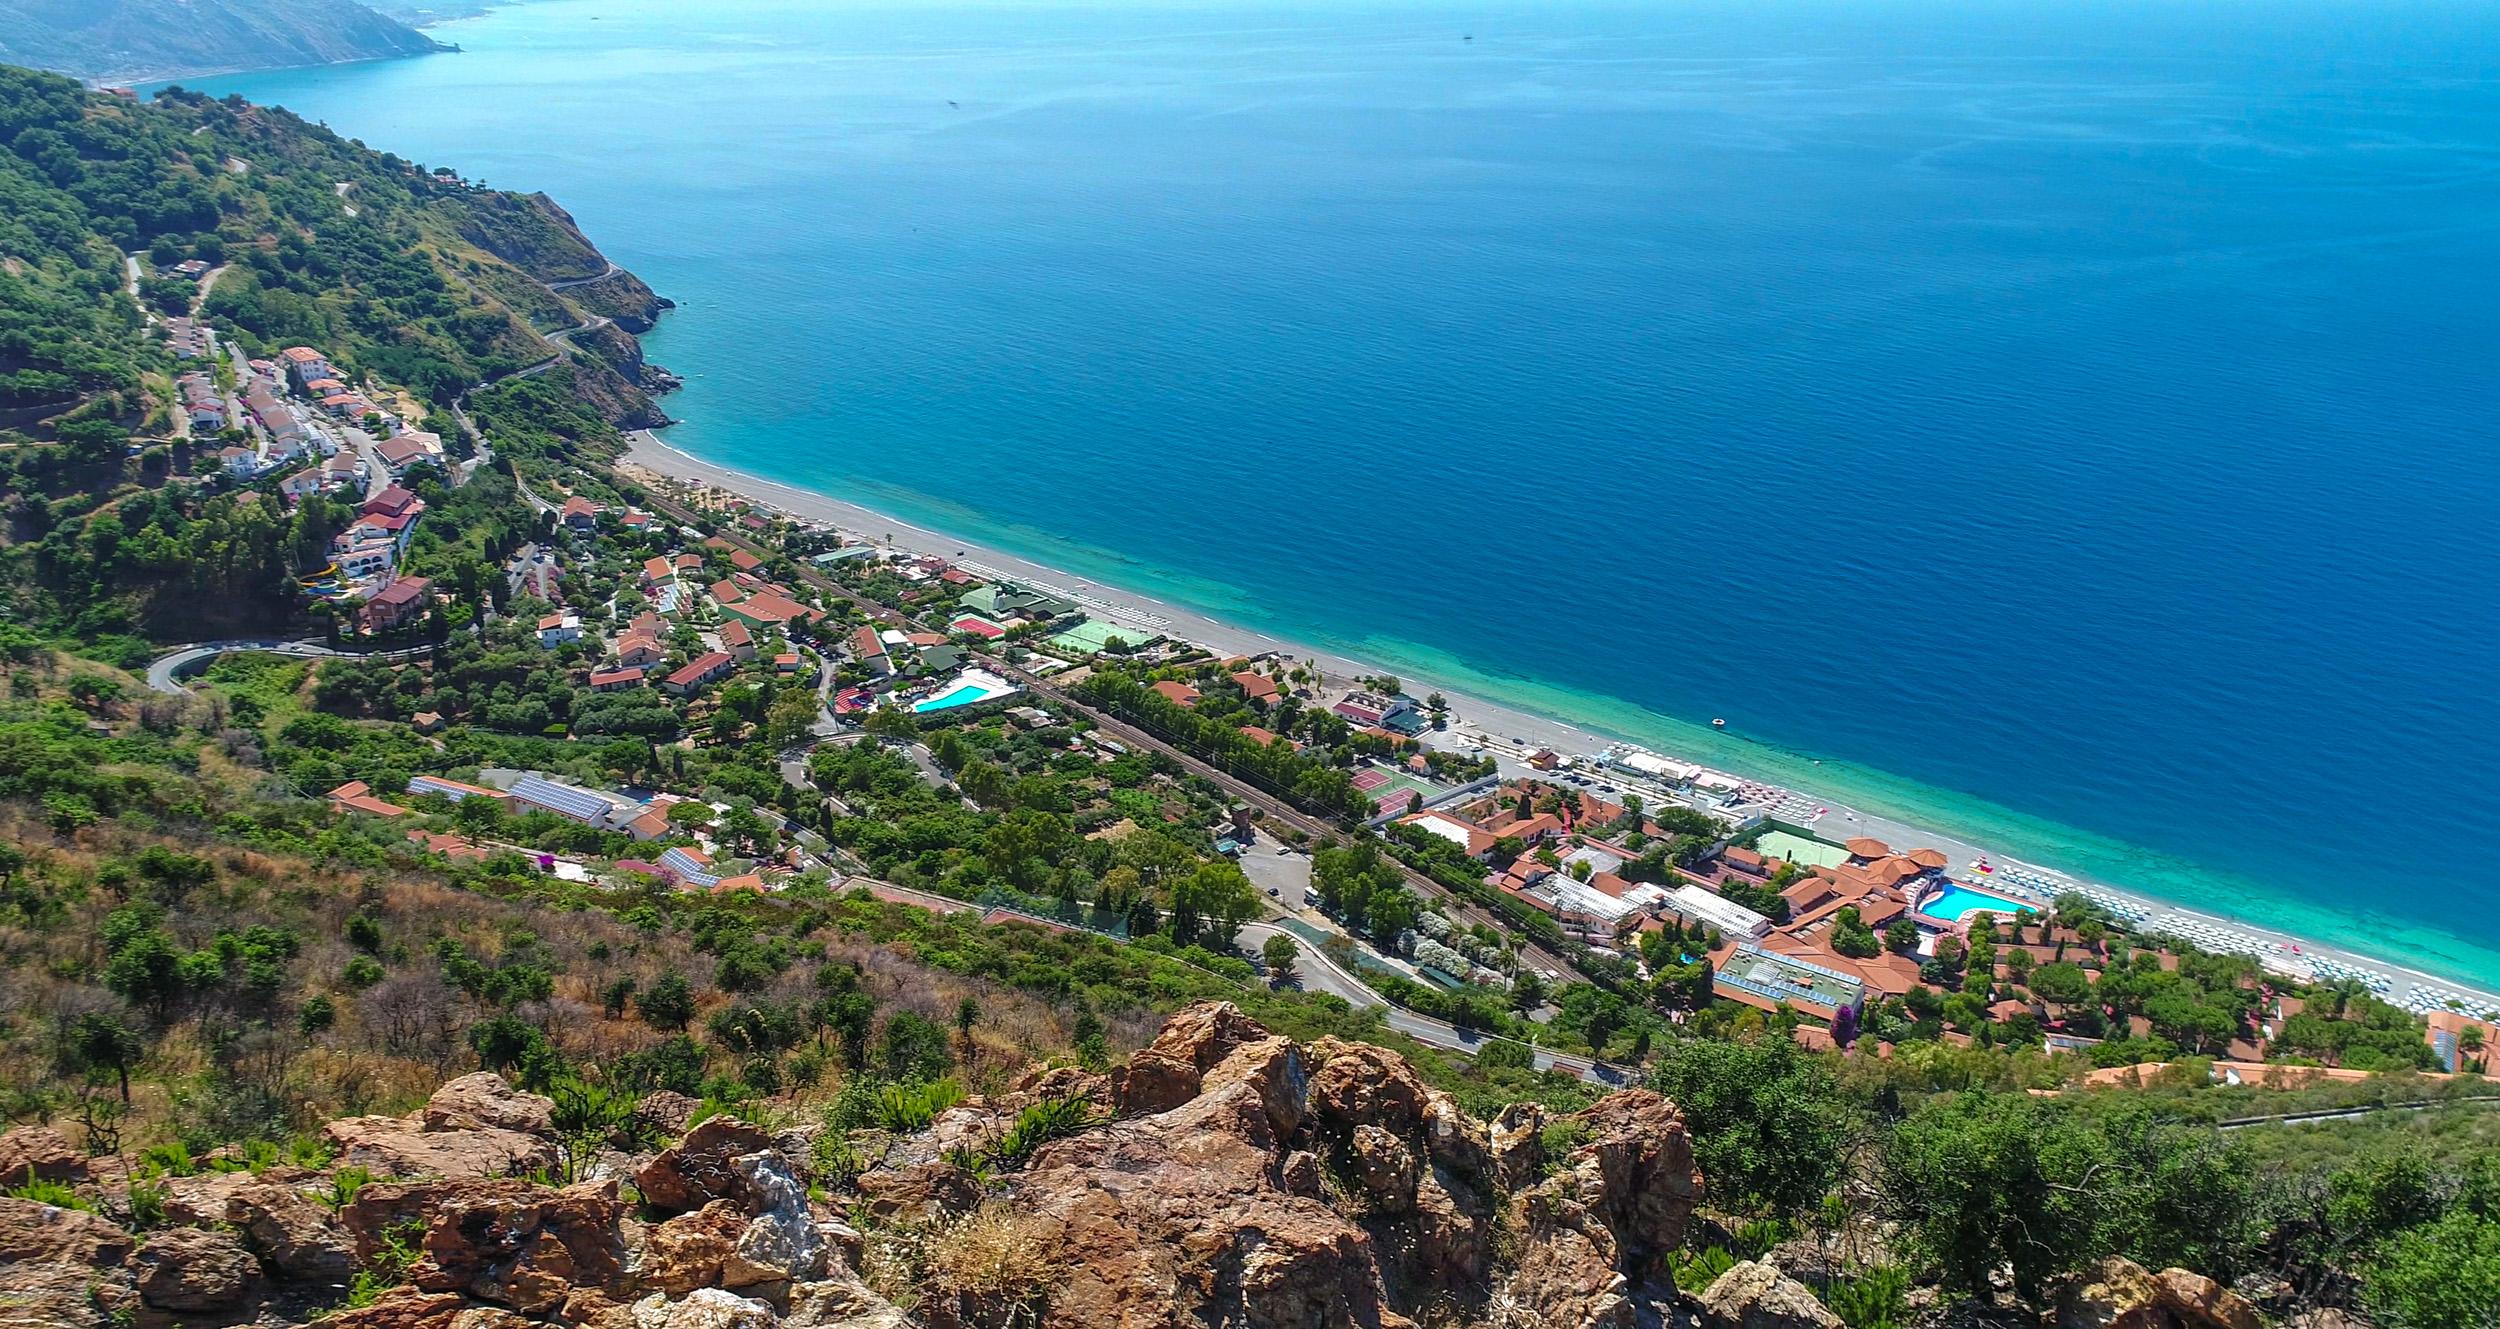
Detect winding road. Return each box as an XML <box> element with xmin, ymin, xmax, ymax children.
<box><xmin>146</xmin><ymin>640</ymin><xmax>433</xmax><ymax>695</ymax></box>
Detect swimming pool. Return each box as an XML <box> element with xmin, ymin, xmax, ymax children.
<box><xmin>1919</xmin><ymin>883</ymin><xmax>2033</xmax><ymax>922</ymax></box>
<box><xmin>912</xmin><ymin>684</ymin><xmax>991</xmax><ymax>713</ymax></box>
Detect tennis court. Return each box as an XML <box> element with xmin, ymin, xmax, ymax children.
<box><xmin>1756</xmin><ymin>828</ymin><xmax>1849</xmax><ymax>869</ymax></box>
<box><xmin>1354</xmin><ymin>767</ymin><xmax>1439</xmax><ymax>809</ymax></box>
<box><xmin>1046</xmin><ymin>618</ymin><xmax>1139</xmax><ymax>654</ymax></box>
<box><xmin>949</xmin><ymin>615</ymin><xmax>1007</xmax><ymax>640</ymax></box>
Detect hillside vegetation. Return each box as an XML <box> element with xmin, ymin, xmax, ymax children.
<box><xmin>0</xmin><ymin>0</ymin><xmax>441</xmax><ymax>84</ymax></box>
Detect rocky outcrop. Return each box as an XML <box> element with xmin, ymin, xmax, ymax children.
<box><xmin>2057</xmin><ymin>1257</ymin><xmax>2265</xmax><ymax>1329</ymax></box>
<box><xmin>0</xmin><ymin>1003</ymin><xmax>1718</xmax><ymax>1329</ymax></box>
<box><xmin>0</xmin><ymin>1125</ymin><xmax>85</xmax><ymax>1188</ymax></box>
<box><xmin>1698</xmin><ymin>1260</ymin><xmax>1847</xmax><ymax>1329</ymax></box>
<box><xmin>134</xmin><ymin>1226</ymin><xmax>261</xmax><ymax>1312</ymax></box>
<box><xmin>324</xmin><ymin>1076</ymin><xmax>562</xmax><ymax>1181</ymax></box>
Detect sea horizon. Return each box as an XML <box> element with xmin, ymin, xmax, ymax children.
<box><xmin>182</xmin><ymin>0</ymin><xmax>2500</xmax><ymax>992</ymax></box>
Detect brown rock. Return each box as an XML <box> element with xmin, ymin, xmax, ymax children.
<box><xmin>161</xmin><ymin>1169</ymin><xmax>264</xmax><ymax>1228</ymax></box>
<box><xmin>1004</xmin><ymin>1058</ymin><xmax>1401</xmax><ymax>1328</ymax></box>
<box><xmin>633</xmin><ymin>1118</ymin><xmax>775</xmax><ymax>1216</ymax></box>
<box><xmin>0</xmin><ymin>1126</ymin><xmax>85</xmax><ymax>1188</ymax></box>
<box><xmin>230</xmin><ymin>1175</ymin><xmax>356</xmax><ymax>1281</ymax></box>
<box><xmin>1307</xmin><ymin>1038</ymin><xmax>1431</xmax><ymax>1136</ymax></box>
<box><xmin>0</xmin><ymin>1195</ymin><xmax>141</xmax><ymax>1327</ymax></box>
<box><xmin>322</xmin><ymin>1288</ymin><xmax>471</xmax><ymax>1329</ymax></box>
<box><xmin>1280</xmin><ymin>1150</ymin><xmax>1325</xmax><ymax>1199</ymax></box>
<box><xmin>1549</xmin><ymin>1090</ymin><xmax>1701</xmax><ymax>1279</ymax></box>
<box><xmin>1697</xmin><ymin>1260</ymin><xmax>1846</xmax><ymax>1329</ymax></box>
<box><xmin>1349</xmin><ymin>1125</ymin><xmax>1419</xmax><ymax>1211</ymax></box>
<box><xmin>1005</xmin><ymin>1064</ymin><xmax>1112</xmax><ymax>1114</ymax></box>
<box><xmin>1110</xmin><ymin>1000</ymin><xmax>1275</xmax><ymax>1116</ymax></box>
<box><xmin>344</xmin><ymin>1178</ymin><xmax>627</xmax><ymax>1313</ymax></box>
<box><xmin>2059</xmin><ymin>1257</ymin><xmax>2168</xmax><ymax>1329</ymax></box>
<box><xmin>1499</xmin><ymin>1194</ymin><xmax>1631</xmax><ymax>1329</ymax></box>
<box><xmin>1200</xmin><ymin>1036</ymin><xmax>1308</xmax><ymax>1138</ymax></box>
<box><xmin>135</xmin><ymin>1227</ymin><xmax>259</xmax><ymax>1313</ymax></box>
<box><xmin>451</xmin><ymin>1308</ymin><xmax>541</xmax><ymax>1329</ymax></box>
<box><xmin>638</xmin><ymin>1202</ymin><xmax>747</xmax><ymax>1295</ymax></box>
<box><xmin>2152</xmin><ymin>1267</ymin><xmax>2264</xmax><ymax>1329</ymax></box>
<box><xmin>424</xmin><ymin>1073</ymin><xmax>557</xmax><ymax>1137</ymax></box>
<box><xmin>1487</xmin><ymin>1101</ymin><xmax>1548</xmax><ymax>1192</ymax></box>
<box><xmin>1109</xmin><ymin>1048</ymin><xmax>1201</xmax><ymax>1116</ymax></box>
<box><xmin>0</xmin><ymin>1193</ymin><xmax>135</xmax><ymax>1267</ymax></box>
<box><xmin>855</xmin><ymin>1160</ymin><xmax>982</xmax><ymax>1223</ymax></box>
<box><xmin>324</xmin><ymin>1112</ymin><xmax>559</xmax><ymax>1181</ymax></box>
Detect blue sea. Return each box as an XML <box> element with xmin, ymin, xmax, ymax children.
<box><xmin>188</xmin><ymin>0</ymin><xmax>2500</xmax><ymax>987</ymax></box>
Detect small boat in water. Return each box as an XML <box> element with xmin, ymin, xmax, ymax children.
<box><xmin>1711</xmin><ymin>717</ymin><xmax>1727</xmax><ymax>729</ymax></box>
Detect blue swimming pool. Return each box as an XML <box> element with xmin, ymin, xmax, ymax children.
<box><xmin>1919</xmin><ymin>884</ymin><xmax>2032</xmax><ymax>922</ymax></box>
<box><xmin>912</xmin><ymin>684</ymin><xmax>991</xmax><ymax>713</ymax></box>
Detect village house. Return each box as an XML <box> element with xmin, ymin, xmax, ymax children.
<box><xmin>718</xmin><ymin>620</ymin><xmax>756</xmax><ymax>661</ymax></box>
<box><xmin>1333</xmin><ymin>690</ymin><xmax>1427</xmax><ymax>735</ymax></box>
<box><xmin>357</xmin><ymin>576</ymin><xmax>432</xmax><ymax>633</ymax></box>
<box><xmin>537</xmin><ymin>613</ymin><xmax>582</xmax><ymax>648</ymax></box>
<box><xmin>848</xmin><ymin>625</ymin><xmax>892</xmax><ymax>678</ymax></box>
<box><xmin>325</xmin><ymin>780</ymin><xmax>407</xmax><ymax>819</ymax></box>
<box><xmin>561</xmin><ymin>495</ymin><xmax>601</xmax><ymax>531</ymax></box>
<box><xmin>663</xmin><ymin>650</ymin><xmax>738</xmax><ymax>697</ymax></box>
<box><xmin>589</xmin><ymin>667</ymin><xmax>645</xmax><ymax>692</ymax></box>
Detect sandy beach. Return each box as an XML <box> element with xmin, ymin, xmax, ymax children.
<box><xmin>621</xmin><ymin>429</ymin><xmax>2500</xmax><ymax>1018</ymax></box>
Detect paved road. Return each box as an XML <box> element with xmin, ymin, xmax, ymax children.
<box><xmin>1235</xmin><ymin>922</ymin><xmax>1622</xmax><ymax>1084</ymax></box>
<box><xmin>546</xmin><ymin>261</ymin><xmax>624</xmax><ymax>292</ymax></box>
<box><xmin>146</xmin><ymin>640</ymin><xmax>431</xmax><ymax>694</ymax></box>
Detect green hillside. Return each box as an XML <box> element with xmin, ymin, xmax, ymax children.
<box><xmin>0</xmin><ymin>0</ymin><xmax>442</xmax><ymax>84</ymax></box>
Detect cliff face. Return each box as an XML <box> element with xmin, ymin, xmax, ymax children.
<box><xmin>0</xmin><ymin>0</ymin><xmax>444</xmax><ymax>84</ymax></box>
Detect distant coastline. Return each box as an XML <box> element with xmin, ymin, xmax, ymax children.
<box><xmin>620</xmin><ymin>428</ymin><xmax>2500</xmax><ymax>1015</ymax></box>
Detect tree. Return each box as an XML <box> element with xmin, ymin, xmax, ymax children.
<box><xmin>636</xmin><ymin>973</ymin><xmax>694</xmax><ymax>1030</ymax></box>
<box><xmin>2364</xmin><ymin>1210</ymin><xmax>2500</xmax><ymax>1329</ymax></box>
<box><xmin>1879</xmin><ymin>1094</ymin><xmax>2256</xmax><ymax>1306</ymax></box>
<box><xmin>1262</xmin><ymin>932</ymin><xmax>1300</xmax><ymax>983</ymax></box>
<box><xmin>1648</xmin><ymin>1034</ymin><xmax>1852</xmax><ymax>1219</ymax></box>
<box><xmin>72</xmin><ymin>1012</ymin><xmax>144</xmax><ymax>1103</ymax></box>
<box><xmin>1884</xmin><ymin>918</ymin><xmax>1919</xmax><ymax>954</ymax></box>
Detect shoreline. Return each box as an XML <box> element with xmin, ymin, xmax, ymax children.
<box><xmin>620</xmin><ymin>428</ymin><xmax>2500</xmax><ymax>1017</ymax></box>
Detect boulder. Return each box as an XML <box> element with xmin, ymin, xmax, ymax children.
<box><xmin>855</xmin><ymin>1159</ymin><xmax>982</xmax><ymax>1223</ymax></box>
<box><xmin>344</xmin><ymin>1178</ymin><xmax>627</xmax><ymax>1313</ymax></box>
<box><xmin>2058</xmin><ymin>1258</ymin><xmax>2264</xmax><ymax>1329</ymax></box>
<box><xmin>729</xmin><ymin>1150</ymin><xmax>826</xmax><ymax>1284</ymax></box>
<box><xmin>324</xmin><ymin>1111</ymin><xmax>560</xmax><ymax>1181</ymax></box>
<box><xmin>1498</xmin><ymin>1195</ymin><xmax>1632</xmax><ymax>1329</ymax></box>
<box><xmin>0</xmin><ymin>1195</ymin><xmax>141</xmax><ymax>1326</ymax></box>
<box><xmin>424</xmin><ymin>1073</ymin><xmax>557</xmax><ymax>1136</ymax></box>
<box><xmin>2058</xmin><ymin>1257</ymin><xmax>2167</xmax><ymax>1329</ymax></box>
<box><xmin>0</xmin><ymin>1125</ymin><xmax>84</xmax><ymax>1188</ymax></box>
<box><xmin>134</xmin><ymin>1226</ymin><xmax>260</xmax><ymax>1312</ymax></box>
<box><xmin>230</xmin><ymin>1175</ymin><xmax>357</xmax><ymax>1281</ymax></box>
<box><xmin>1306</xmin><ymin>1038</ymin><xmax>1431</xmax><ymax>1137</ymax></box>
<box><xmin>1697</xmin><ymin>1260</ymin><xmax>1845</xmax><ymax>1329</ymax></box>
<box><xmin>638</xmin><ymin>1202</ymin><xmax>751</xmax><ymax>1295</ymax></box>
<box><xmin>635</xmin><ymin>1092</ymin><xmax>703</xmax><ymax>1138</ymax></box>
<box><xmin>628</xmin><ymin>1287</ymin><xmax>782</xmax><ymax>1329</ymax></box>
<box><xmin>1111</xmin><ymin>1001</ymin><xmax>1274</xmax><ymax>1116</ymax></box>
<box><xmin>782</xmin><ymin>1275</ymin><xmax>914</xmax><ymax>1328</ymax></box>
<box><xmin>2152</xmin><ymin>1268</ymin><xmax>2263</xmax><ymax>1329</ymax></box>
<box><xmin>1004</xmin><ymin>1064</ymin><xmax>1112</xmax><ymax>1114</ymax></box>
<box><xmin>1199</xmin><ymin>1036</ymin><xmax>1307</xmax><ymax>1139</ymax></box>
<box><xmin>633</xmin><ymin>1118</ymin><xmax>775</xmax><ymax>1216</ymax></box>
<box><xmin>1109</xmin><ymin>1048</ymin><xmax>1200</xmax><ymax>1116</ymax></box>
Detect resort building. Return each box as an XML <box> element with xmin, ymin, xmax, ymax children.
<box><xmin>1663</xmin><ymin>882</ymin><xmax>1774</xmax><ymax>940</ymax></box>
<box><xmin>325</xmin><ymin>780</ymin><xmax>407</xmax><ymax>819</ymax></box>
<box><xmin>506</xmin><ymin>775</ymin><xmax>616</xmax><ymax>829</ymax></box>
<box><xmin>406</xmin><ymin>775</ymin><xmax>509</xmax><ymax>807</ymax></box>
<box><xmin>848</xmin><ymin>625</ymin><xmax>892</xmax><ymax>677</ymax></box>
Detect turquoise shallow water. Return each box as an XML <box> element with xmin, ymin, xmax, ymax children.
<box><xmin>188</xmin><ymin>0</ymin><xmax>2500</xmax><ymax>987</ymax></box>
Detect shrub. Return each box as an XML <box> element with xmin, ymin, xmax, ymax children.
<box><xmin>873</xmin><ymin>1079</ymin><xmax>966</xmax><ymax>1134</ymax></box>
<box><xmin>989</xmin><ymin>1097</ymin><xmax>1098</xmax><ymax>1170</ymax></box>
<box><xmin>1826</xmin><ymin>1265</ymin><xmax>1911</xmax><ymax>1329</ymax></box>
